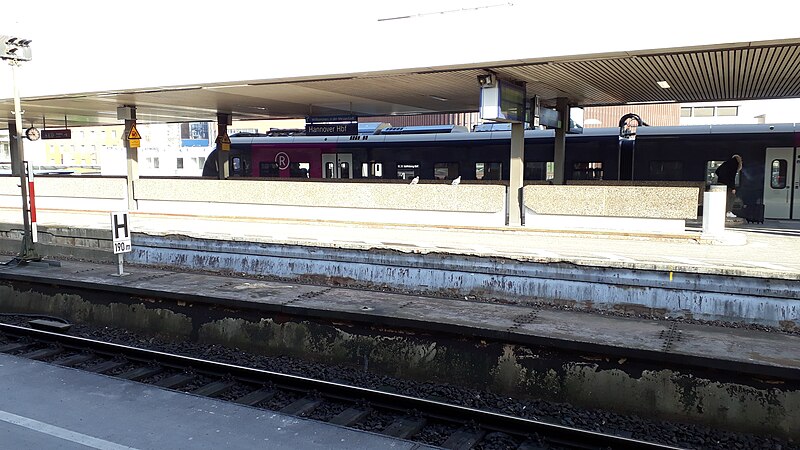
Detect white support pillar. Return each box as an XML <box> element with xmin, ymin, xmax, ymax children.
<box><xmin>508</xmin><ymin>121</ymin><xmax>524</xmax><ymax>226</ymax></box>
<box><xmin>702</xmin><ymin>185</ymin><xmax>727</xmax><ymax>239</ymax></box>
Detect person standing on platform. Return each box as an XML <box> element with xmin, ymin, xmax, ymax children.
<box><xmin>715</xmin><ymin>154</ymin><xmax>742</xmax><ymax>218</ymax></box>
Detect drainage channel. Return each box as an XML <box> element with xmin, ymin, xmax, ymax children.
<box><xmin>0</xmin><ymin>323</ymin><xmax>678</xmax><ymax>450</ymax></box>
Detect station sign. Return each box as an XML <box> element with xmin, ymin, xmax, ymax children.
<box><xmin>305</xmin><ymin>115</ymin><xmax>358</xmax><ymax>136</ymax></box>
<box><xmin>110</xmin><ymin>211</ymin><xmax>131</xmax><ymax>254</ymax></box>
<box><xmin>127</xmin><ymin>124</ymin><xmax>141</xmax><ymax>148</ymax></box>
<box><xmin>41</xmin><ymin>129</ymin><xmax>72</xmax><ymax>140</ymax></box>
<box><xmin>217</xmin><ymin>133</ymin><xmax>231</xmax><ymax>151</ymax></box>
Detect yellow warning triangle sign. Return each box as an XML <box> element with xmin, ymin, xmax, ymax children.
<box><xmin>127</xmin><ymin>124</ymin><xmax>142</xmax><ymax>140</ymax></box>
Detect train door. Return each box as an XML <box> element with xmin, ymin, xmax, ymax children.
<box><xmin>322</xmin><ymin>153</ymin><xmax>353</xmax><ymax>179</ymax></box>
<box><xmin>763</xmin><ymin>147</ymin><xmax>798</xmax><ymax>219</ymax></box>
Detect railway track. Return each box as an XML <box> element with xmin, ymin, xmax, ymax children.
<box><xmin>0</xmin><ymin>322</ymin><xmax>681</xmax><ymax>449</ymax></box>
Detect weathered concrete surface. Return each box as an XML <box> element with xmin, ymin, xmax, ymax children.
<box><xmin>0</xmin><ymin>223</ymin><xmax>798</xmax><ymax>328</ymax></box>
<box><xmin>0</xmin><ymin>279</ymin><xmax>797</xmax><ymax>440</ymax></box>
<box><xmin>129</xmin><ymin>233</ymin><xmax>800</xmax><ymax>328</ymax></box>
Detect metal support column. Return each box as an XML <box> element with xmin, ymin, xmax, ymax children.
<box><xmin>508</xmin><ymin>121</ymin><xmax>524</xmax><ymax>226</ymax></box>
<box><xmin>8</xmin><ymin>63</ymin><xmax>37</xmax><ymax>261</ymax></box>
<box><xmin>553</xmin><ymin>97</ymin><xmax>569</xmax><ymax>185</ymax></box>
<box><xmin>121</xmin><ymin>107</ymin><xmax>138</xmax><ymax>211</ymax></box>
<box><xmin>8</xmin><ymin>121</ymin><xmax>20</xmax><ymax>176</ymax></box>
<box><xmin>217</xmin><ymin>113</ymin><xmax>231</xmax><ymax>180</ymax></box>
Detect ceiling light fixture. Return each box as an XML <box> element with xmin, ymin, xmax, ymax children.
<box><xmin>657</xmin><ymin>81</ymin><xmax>671</xmax><ymax>89</ymax></box>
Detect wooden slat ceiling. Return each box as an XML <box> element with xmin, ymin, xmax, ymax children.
<box><xmin>2</xmin><ymin>39</ymin><xmax>799</xmax><ymax>129</ymax></box>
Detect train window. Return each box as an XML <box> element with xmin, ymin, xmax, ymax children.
<box><xmin>475</xmin><ymin>162</ymin><xmax>502</xmax><ymax>180</ymax></box>
<box><xmin>525</xmin><ymin>162</ymin><xmax>554</xmax><ymax>180</ymax></box>
<box><xmin>717</xmin><ymin>106</ymin><xmax>738</xmax><ymax>117</ymax></box>
<box><xmin>231</xmin><ymin>157</ymin><xmax>243</xmax><ymax>176</ymax></box>
<box><xmin>289</xmin><ymin>162</ymin><xmax>310</xmax><ymax>178</ymax></box>
<box><xmin>325</xmin><ymin>162</ymin><xmax>335</xmax><ymax>178</ymax></box>
<box><xmin>259</xmin><ymin>162</ymin><xmax>280</xmax><ymax>177</ymax></box>
<box><xmin>649</xmin><ymin>161</ymin><xmax>683</xmax><ymax>181</ymax></box>
<box><xmin>771</xmin><ymin>159</ymin><xmax>787</xmax><ymax>189</ymax></box>
<box><xmin>706</xmin><ymin>160</ymin><xmax>725</xmax><ymax>184</ymax></box>
<box><xmin>680</xmin><ymin>107</ymin><xmax>692</xmax><ymax>117</ymax></box>
<box><xmin>572</xmin><ymin>162</ymin><xmax>603</xmax><ymax>180</ymax></box>
<box><xmin>434</xmin><ymin>162</ymin><xmax>459</xmax><ymax>180</ymax></box>
<box><xmin>340</xmin><ymin>162</ymin><xmax>350</xmax><ymax>178</ymax></box>
<box><xmin>176</xmin><ymin>158</ymin><xmax>184</xmax><ymax>169</ymax></box>
<box><xmin>361</xmin><ymin>162</ymin><xmax>383</xmax><ymax>178</ymax></box>
<box><xmin>397</xmin><ymin>163</ymin><xmax>420</xmax><ymax>180</ymax></box>
<box><xmin>198</xmin><ymin>157</ymin><xmax>206</xmax><ymax>169</ymax></box>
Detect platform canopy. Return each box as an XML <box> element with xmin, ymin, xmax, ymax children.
<box><xmin>2</xmin><ymin>38</ymin><xmax>800</xmax><ymax>128</ymax></box>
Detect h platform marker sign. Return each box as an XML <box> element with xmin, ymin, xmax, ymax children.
<box><xmin>110</xmin><ymin>211</ymin><xmax>131</xmax><ymax>276</ymax></box>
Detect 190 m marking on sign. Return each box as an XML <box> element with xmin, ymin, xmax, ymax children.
<box><xmin>113</xmin><ymin>240</ymin><xmax>132</xmax><ymax>254</ymax></box>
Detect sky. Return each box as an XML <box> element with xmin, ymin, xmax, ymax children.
<box><xmin>2</xmin><ymin>0</ymin><xmax>800</xmax><ymax>118</ymax></box>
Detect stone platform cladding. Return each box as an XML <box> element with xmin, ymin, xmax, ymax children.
<box><xmin>523</xmin><ymin>185</ymin><xmax>698</xmax><ymax>219</ymax></box>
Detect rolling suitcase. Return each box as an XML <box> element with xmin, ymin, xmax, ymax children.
<box><xmin>741</xmin><ymin>203</ymin><xmax>764</xmax><ymax>224</ymax></box>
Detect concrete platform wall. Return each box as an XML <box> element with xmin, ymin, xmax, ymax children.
<box><xmin>523</xmin><ymin>185</ymin><xmax>698</xmax><ymax>233</ymax></box>
<box><xmin>1</xmin><ymin>223</ymin><xmax>795</xmax><ymax>329</ymax></box>
<box><xmin>0</xmin><ymin>176</ymin><xmax>128</xmax><ymax>212</ymax></box>
<box><xmin>135</xmin><ymin>179</ymin><xmax>507</xmax><ymax>226</ymax></box>
<box><xmin>0</xmin><ymin>176</ymin><xmax>506</xmax><ymax>227</ymax></box>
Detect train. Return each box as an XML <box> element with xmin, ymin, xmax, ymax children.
<box><xmin>203</xmin><ymin>122</ymin><xmax>800</xmax><ymax>220</ymax></box>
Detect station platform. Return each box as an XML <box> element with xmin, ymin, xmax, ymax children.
<box><xmin>1</xmin><ymin>207</ymin><xmax>799</xmax><ymax>280</ymax></box>
<box><xmin>0</xmin><ymin>352</ymin><xmax>433</xmax><ymax>450</ymax></box>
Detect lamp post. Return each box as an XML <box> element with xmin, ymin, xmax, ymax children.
<box><xmin>1</xmin><ymin>35</ymin><xmax>38</xmax><ymax>261</ymax></box>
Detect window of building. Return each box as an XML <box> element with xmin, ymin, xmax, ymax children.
<box><xmin>176</xmin><ymin>157</ymin><xmax>184</xmax><ymax>169</ymax></box>
<box><xmin>290</xmin><ymin>162</ymin><xmax>311</xmax><ymax>178</ymax></box>
<box><xmin>475</xmin><ymin>162</ymin><xmax>502</xmax><ymax>180</ymax></box>
<box><xmin>649</xmin><ymin>161</ymin><xmax>683</xmax><ymax>180</ymax></box>
<box><xmin>361</xmin><ymin>162</ymin><xmax>383</xmax><ymax>178</ymax></box>
<box><xmin>572</xmin><ymin>162</ymin><xmax>603</xmax><ymax>180</ymax></box>
<box><xmin>771</xmin><ymin>159</ymin><xmax>787</xmax><ymax>189</ymax></box>
<box><xmin>524</xmin><ymin>162</ymin><xmax>554</xmax><ymax>180</ymax></box>
<box><xmin>396</xmin><ymin>163</ymin><xmax>420</xmax><ymax>180</ymax></box>
<box><xmin>680</xmin><ymin>107</ymin><xmax>692</xmax><ymax>117</ymax></box>
<box><xmin>434</xmin><ymin>162</ymin><xmax>459</xmax><ymax>180</ymax></box>
<box><xmin>693</xmin><ymin>107</ymin><xmax>714</xmax><ymax>117</ymax></box>
<box><xmin>259</xmin><ymin>162</ymin><xmax>280</xmax><ymax>177</ymax></box>
<box><xmin>706</xmin><ymin>160</ymin><xmax>725</xmax><ymax>184</ymax></box>
<box><xmin>716</xmin><ymin>106</ymin><xmax>738</xmax><ymax>116</ymax></box>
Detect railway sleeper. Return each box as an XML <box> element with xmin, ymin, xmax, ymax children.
<box><xmin>442</xmin><ymin>428</ymin><xmax>486</xmax><ymax>450</ymax></box>
<box><xmin>20</xmin><ymin>346</ymin><xmax>64</xmax><ymax>361</ymax></box>
<box><xmin>118</xmin><ymin>365</ymin><xmax>164</xmax><ymax>381</ymax></box>
<box><xmin>328</xmin><ymin>407</ymin><xmax>371</xmax><ymax>427</ymax></box>
<box><xmin>0</xmin><ymin>341</ymin><xmax>36</xmax><ymax>353</ymax></box>
<box><xmin>235</xmin><ymin>387</ymin><xmax>276</xmax><ymax>406</ymax></box>
<box><xmin>383</xmin><ymin>416</ymin><xmax>427</xmax><ymax>439</ymax></box>
<box><xmin>52</xmin><ymin>353</ymin><xmax>95</xmax><ymax>367</ymax></box>
<box><xmin>280</xmin><ymin>396</ymin><xmax>323</xmax><ymax>417</ymax></box>
<box><xmin>86</xmin><ymin>358</ymin><xmax>129</xmax><ymax>374</ymax></box>
<box><xmin>154</xmin><ymin>372</ymin><xmax>196</xmax><ymax>389</ymax></box>
<box><xmin>191</xmin><ymin>379</ymin><xmax>236</xmax><ymax>397</ymax></box>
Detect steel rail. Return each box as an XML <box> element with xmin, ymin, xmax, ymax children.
<box><xmin>0</xmin><ymin>322</ymin><xmax>682</xmax><ymax>449</ymax></box>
